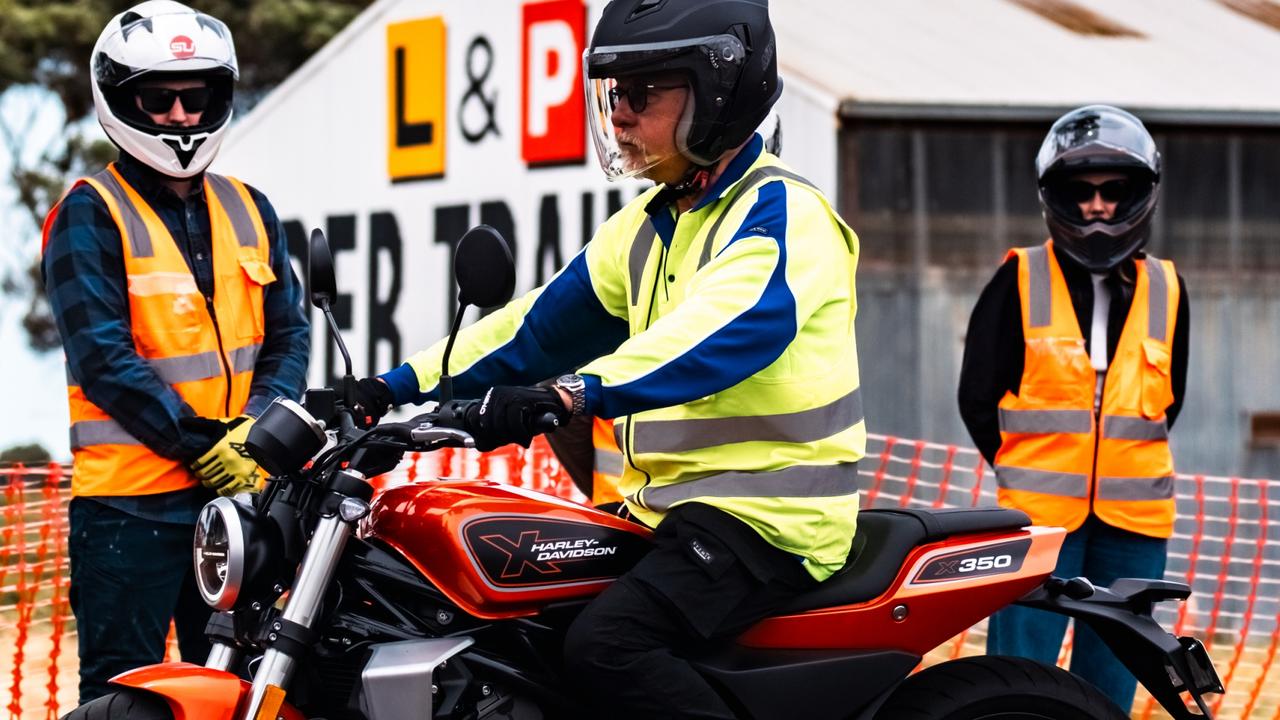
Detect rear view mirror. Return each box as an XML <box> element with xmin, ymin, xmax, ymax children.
<box><xmin>439</xmin><ymin>225</ymin><xmax>516</xmax><ymax>404</ymax></box>
<box><xmin>308</xmin><ymin>228</ymin><xmax>337</xmax><ymax>310</ymax></box>
<box><xmin>454</xmin><ymin>225</ymin><xmax>515</xmax><ymax>309</ymax></box>
<box><xmin>307</xmin><ymin>228</ymin><xmax>354</xmax><ymax>404</ymax></box>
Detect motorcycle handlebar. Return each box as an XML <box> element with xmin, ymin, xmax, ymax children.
<box><xmin>356</xmin><ymin>399</ymin><xmax>563</xmax><ymax>454</ymax></box>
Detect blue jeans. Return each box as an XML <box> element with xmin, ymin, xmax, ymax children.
<box><xmin>68</xmin><ymin>498</ymin><xmax>212</xmax><ymax>704</ymax></box>
<box><xmin>986</xmin><ymin>515</ymin><xmax>1168</xmax><ymax>712</ymax></box>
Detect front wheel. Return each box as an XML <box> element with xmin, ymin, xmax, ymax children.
<box><xmin>60</xmin><ymin>691</ymin><xmax>174</xmax><ymax>720</ymax></box>
<box><xmin>875</xmin><ymin>656</ymin><xmax>1127</xmax><ymax>720</ymax></box>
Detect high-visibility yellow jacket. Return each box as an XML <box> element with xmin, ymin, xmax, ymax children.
<box><xmin>382</xmin><ymin>136</ymin><xmax>864</xmax><ymax>580</ymax></box>
<box><xmin>995</xmin><ymin>240</ymin><xmax>1178</xmax><ymax>539</ymax></box>
<box><xmin>42</xmin><ymin>164</ymin><xmax>273</xmax><ymax>497</ymax></box>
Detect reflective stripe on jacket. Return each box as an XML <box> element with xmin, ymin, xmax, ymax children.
<box><xmin>397</xmin><ymin>146</ymin><xmax>864</xmax><ymax>580</ymax></box>
<box><xmin>994</xmin><ymin>240</ymin><xmax>1177</xmax><ymax>538</ymax></box>
<box><xmin>43</xmin><ymin>164</ymin><xmax>273</xmax><ymax>497</ymax></box>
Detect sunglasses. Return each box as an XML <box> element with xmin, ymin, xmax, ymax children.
<box><xmin>607</xmin><ymin>82</ymin><xmax>686</xmax><ymax>113</ymax></box>
<box><xmin>1062</xmin><ymin>179</ymin><xmax>1132</xmax><ymax>204</ymax></box>
<box><xmin>136</xmin><ymin>86</ymin><xmax>212</xmax><ymax>114</ymax></box>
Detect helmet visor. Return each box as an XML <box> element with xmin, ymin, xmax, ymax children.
<box><xmin>1041</xmin><ymin>168</ymin><xmax>1156</xmax><ymax>226</ymax></box>
<box><xmin>584</xmin><ymin>61</ymin><xmax>690</xmax><ymax>181</ymax></box>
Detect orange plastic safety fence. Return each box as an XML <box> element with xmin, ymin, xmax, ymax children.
<box><xmin>4</xmin><ymin>435</ymin><xmax>1280</xmax><ymax>720</ymax></box>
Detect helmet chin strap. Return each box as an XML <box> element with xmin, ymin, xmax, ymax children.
<box><xmin>645</xmin><ymin>160</ymin><xmax>715</xmax><ymax>213</ymax></box>
<box><xmin>668</xmin><ymin>162</ymin><xmax>714</xmax><ymax>198</ymax></box>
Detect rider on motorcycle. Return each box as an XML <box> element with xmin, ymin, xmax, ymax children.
<box><xmin>358</xmin><ymin>0</ymin><xmax>864</xmax><ymax>716</ymax></box>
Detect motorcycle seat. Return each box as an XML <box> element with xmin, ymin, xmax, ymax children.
<box><xmin>779</xmin><ymin>507</ymin><xmax>1031</xmax><ymax>614</ymax></box>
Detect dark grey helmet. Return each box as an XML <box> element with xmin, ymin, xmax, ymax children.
<box><xmin>1036</xmin><ymin>105</ymin><xmax>1161</xmax><ymax>272</ymax></box>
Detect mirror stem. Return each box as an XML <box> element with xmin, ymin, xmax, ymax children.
<box><xmin>320</xmin><ymin>298</ymin><xmax>356</xmax><ymax>409</ymax></box>
<box><xmin>438</xmin><ymin>302</ymin><xmax>468</xmax><ymax>405</ymax></box>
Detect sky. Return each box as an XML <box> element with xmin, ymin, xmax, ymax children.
<box><xmin>1</xmin><ymin>87</ymin><xmax>78</xmax><ymax>459</ymax></box>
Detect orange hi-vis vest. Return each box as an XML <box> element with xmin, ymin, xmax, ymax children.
<box><xmin>591</xmin><ymin>417</ymin><xmax>625</xmax><ymax>505</ymax></box>
<box><xmin>994</xmin><ymin>240</ymin><xmax>1178</xmax><ymax>539</ymax></box>
<box><xmin>42</xmin><ymin>163</ymin><xmax>275</xmax><ymax>497</ymax></box>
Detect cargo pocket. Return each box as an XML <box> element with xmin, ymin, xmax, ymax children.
<box><xmin>1021</xmin><ymin>336</ymin><xmax>1094</xmax><ymax>406</ymax></box>
<box><xmin>230</xmin><ymin>256</ymin><xmax>276</xmax><ymax>340</ymax></box>
<box><xmin>1140</xmin><ymin>338</ymin><xmax>1174</xmax><ymax>420</ymax></box>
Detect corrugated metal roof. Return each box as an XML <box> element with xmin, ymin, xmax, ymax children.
<box><xmin>772</xmin><ymin>0</ymin><xmax>1280</xmax><ymax>118</ymax></box>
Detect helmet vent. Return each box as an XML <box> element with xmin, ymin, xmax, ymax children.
<box><xmin>628</xmin><ymin>0</ymin><xmax>667</xmax><ymax>22</ymax></box>
<box><xmin>119</xmin><ymin>12</ymin><xmax>154</xmax><ymax>40</ymax></box>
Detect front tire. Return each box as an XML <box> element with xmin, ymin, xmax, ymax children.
<box><xmin>874</xmin><ymin>656</ymin><xmax>1127</xmax><ymax>720</ymax></box>
<box><xmin>60</xmin><ymin>691</ymin><xmax>174</xmax><ymax>720</ymax></box>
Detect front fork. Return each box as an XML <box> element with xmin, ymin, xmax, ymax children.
<box><xmin>206</xmin><ymin>485</ymin><xmax>367</xmax><ymax>720</ymax></box>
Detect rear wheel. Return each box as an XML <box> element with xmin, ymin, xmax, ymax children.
<box><xmin>874</xmin><ymin>656</ymin><xmax>1128</xmax><ymax>720</ymax></box>
<box><xmin>59</xmin><ymin>691</ymin><xmax>174</xmax><ymax>720</ymax></box>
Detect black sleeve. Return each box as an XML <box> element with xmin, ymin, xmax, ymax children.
<box><xmin>542</xmin><ymin>413</ymin><xmax>596</xmax><ymax>499</ymax></box>
<box><xmin>1165</xmin><ymin>274</ymin><xmax>1190</xmax><ymax>430</ymax></box>
<box><xmin>958</xmin><ymin>258</ymin><xmax>1025</xmax><ymax>467</ymax></box>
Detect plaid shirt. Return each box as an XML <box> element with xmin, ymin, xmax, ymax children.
<box><xmin>42</xmin><ymin>154</ymin><xmax>309</xmax><ymax>523</ymax></box>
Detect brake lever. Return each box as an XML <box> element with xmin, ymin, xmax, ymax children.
<box><xmin>410</xmin><ymin>423</ymin><xmax>476</xmax><ymax>449</ymax></box>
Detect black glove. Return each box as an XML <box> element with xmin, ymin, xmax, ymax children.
<box><xmin>354</xmin><ymin>377</ymin><xmax>396</xmax><ymax>426</ymax></box>
<box><xmin>464</xmin><ymin>385</ymin><xmax>570</xmax><ymax>452</ymax></box>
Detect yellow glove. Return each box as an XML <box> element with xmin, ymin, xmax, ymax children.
<box><xmin>189</xmin><ymin>415</ymin><xmax>264</xmax><ymax>496</ymax></box>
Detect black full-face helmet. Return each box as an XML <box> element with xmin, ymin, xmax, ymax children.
<box><xmin>583</xmin><ymin>0</ymin><xmax>781</xmax><ymax>180</ymax></box>
<box><xmin>1036</xmin><ymin>105</ymin><xmax>1162</xmax><ymax>272</ymax></box>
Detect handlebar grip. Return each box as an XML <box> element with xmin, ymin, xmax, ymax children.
<box><xmin>432</xmin><ymin>399</ymin><xmax>473</xmax><ymax>431</ymax></box>
<box><xmin>533</xmin><ymin>412</ymin><xmax>563</xmax><ymax>433</ymax></box>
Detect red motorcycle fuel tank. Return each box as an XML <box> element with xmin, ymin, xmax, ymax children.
<box><xmin>366</xmin><ymin>480</ymin><xmax>652</xmax><ymax>619</ymax></box>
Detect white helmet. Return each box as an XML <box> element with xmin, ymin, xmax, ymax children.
<box><xmin>92</xmin><ymin>0</ymin><xmax>238</xmax><ymax>178</ymax></box>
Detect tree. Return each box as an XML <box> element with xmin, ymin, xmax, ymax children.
<box><xmin>0</xmin><ymin>0</ymin><xmax>374</xmax><ymax>351</ymax></box>
<box><xmin>0</xmin><ymin>442</ymin><xmax>52</xmax><ymax>465</ymax></box>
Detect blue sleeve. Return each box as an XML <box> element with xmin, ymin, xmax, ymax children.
<box><xmin>581</xmin><ymin>181</ymin><xmax>796</xmax><ymax>418</ymax></box>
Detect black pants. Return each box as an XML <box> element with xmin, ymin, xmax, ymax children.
<box><xmin>68</xmin><ymin>499</ymin><xmax>212</xmax><ymax>703</ymax></box>
<box><xmin>564</xmin><ymin>504</ymin><xmax>816</xmax><ymax>719</ymax></box>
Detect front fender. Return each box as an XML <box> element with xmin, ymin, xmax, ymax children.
<box><xmin>111</xmin><ymin>663</ymin><xmax>305</xmax><ymax>720</ymax></box>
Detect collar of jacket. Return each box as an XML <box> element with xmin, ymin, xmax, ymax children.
<box><xmin>116</xmin><ymin>152</ymin><xmax>207</xmax><ymax>206</ymax></box>
<box><xmin>644</xmin><ymin>132</ymin><xmax>765</xmax><ymax>218</ymax></box>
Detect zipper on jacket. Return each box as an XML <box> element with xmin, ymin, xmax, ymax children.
<box><xmin>625</xmin><ymin>237</ymin><xmax>668</xmax><ymax>506</ymax></box>
<box><xmin>1088</xmin><ymin>372</ymin><xmax>1106</xmax><ymax>516</ymax></box>
<box><xmin>205</xmin><ymin>295</ymin><xmax>233</xmax><ymax>417</ymax></box>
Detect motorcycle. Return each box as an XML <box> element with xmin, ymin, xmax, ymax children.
<box><xmin>65</xmin><ymin>226</ymin><xmax>1223</xmax><ymax>720</ymax></box>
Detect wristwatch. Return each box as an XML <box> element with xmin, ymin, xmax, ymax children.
<box><xmin>553</xmin><ymin>374</ymin><xmax>587</xmax><ymax>416</ymax></box>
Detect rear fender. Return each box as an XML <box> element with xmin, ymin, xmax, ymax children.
<box><xmin>110</xmin><ymin>663</ymin><xmax>306</xmax><ymax>720</ymax></box>
<box><xmin>1018</xmin><ymin>577</ymin><xmax>1223</xmax><ymax>720</ymax></box>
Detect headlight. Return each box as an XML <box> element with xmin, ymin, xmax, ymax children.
<box><xmin>194</xmin><ymin>498</ymin><xmax>245</xmax><ymax>609</ymax></box>
<box><xmin>194</xmin><ymin>497</ymin><xmax>285</xmax><ymax>610</ymax></box>
<box><xmin>244</xmin><ymin>397</ymin><xmax>327</xmax><ymax>477</ymax></box>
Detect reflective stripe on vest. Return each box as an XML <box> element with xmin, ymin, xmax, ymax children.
<box><xmin>993</xmin><ymin>240</ymin><xmax>1178</xmax><ymax>538</ymax></box>
<box><xmin>44</xmin><ymin>163</ymin><xmax>271</xmax><ymax>496</ymax></box>
<box><xmin>998</xmin><ymin>408</ymin><xmax>1091</xmax><ymax>434</ymax></box>
<box><xmin>591</xmin><ymin>417</ymin><xmax>625</xmax><ymax>505</ymax></box>
<box><xmin>64</xmin><ymin>344</ymin><xmax>261</xmax><ymax>398</ymax></box>
<box><xmin>70</xmin><ymin>419</ymin><xmax>142</xmax><ymax>449</ymax></box>
<box><xmin>632</xmin><ymin>462</ymin><xmax>859</xmax><ymax>513</ymax></box>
